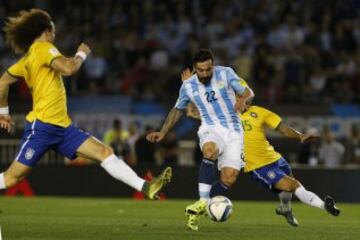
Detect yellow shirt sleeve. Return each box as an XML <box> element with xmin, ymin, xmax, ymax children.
<box><xmin>39</xmin><ymin>42</ymin><xmax>63</xmax><ymax>66</ymax></box>
<box><xmin>263</xmin><ymin>108</ymin><xmax>282</xmax><ymax>129</ymax></box>
<box><xmin>7</xmin><ymin>57</ymin><xmax>25</xmax><ymax>78</ymax></box>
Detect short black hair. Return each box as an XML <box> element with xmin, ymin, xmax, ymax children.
<box><xmin>192</xmin><ymin>49</ymin><xmax>214</xmax><ymax>65</ymax></box>
<box><xmin>4</xmin><ymin>9</ymin><xmax>52</xmax><ymax>54</ymax></box>
<box><xmin>113</xmin><ymin>119</ymin><xmax>122</xmax><ymax>128</ymax></box>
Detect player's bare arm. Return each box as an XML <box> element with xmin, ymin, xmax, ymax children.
<box><xmin>146</xmin><ymin>108</ymin><xmax>184</xmax><ymax>143</ymax></box>
<box><xmin>277</xmin><ymin>122</ymin><xmax>320</xmax><ymax>143</ymax></box>
<box><xmin>51</xmin><ymin>43</ymin><xmax>91</xmax><ymax>76</ymax></box>
<box><xmin>0</xmin><ymin>72</ymin><xmax>17</xmax><ymax>132</ymax></box>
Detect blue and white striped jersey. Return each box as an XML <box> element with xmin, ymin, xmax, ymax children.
<box><xmin>175</xmin><ymin>66</ymin><xmax>247</xmax><ymax>132</ymax></box>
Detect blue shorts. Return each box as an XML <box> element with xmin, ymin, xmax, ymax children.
<box><xmin>249</xmin><ymin>157</ymin><xmax>292</xmax><ymax>193</ymax></box>
<box><xmin>15</xmin><ymin>120</ymin><xmax>90</xmax><ymax>167</ymax></box>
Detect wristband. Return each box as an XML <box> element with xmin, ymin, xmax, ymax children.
<box><xmin>0</xmin><ymin>106</ymin><xmax>9</xmax><ymax>115</ymax></box>
<box><xmin>75</xmin><ymin>51</ymin><xmax>87</xmax><ymax>61</ymax></box>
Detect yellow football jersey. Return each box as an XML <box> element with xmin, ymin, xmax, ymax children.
<box><xmin>241</xmin><ymin>106</ymin><xmax>282</xmax><ymax>172</ymax></box>
<box><xmin>7</xmin><ymin>41</ymin><xmax>71</xmax><ymax>127</ymax></box>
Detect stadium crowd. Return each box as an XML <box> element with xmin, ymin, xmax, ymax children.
<box><xmin>0</xmin><ymin>0</ymin><xmax>359</xmax><ymax>105</ymax></box>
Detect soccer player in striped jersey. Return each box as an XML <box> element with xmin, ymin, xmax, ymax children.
<box><xmin>185</xmin><ymin>76</ymin><xmax>340</xmax><ymax>230</ymax></box>
<box><xmin>147</xmin><ymin>49</ymin><xmax>254</xmax><ymax>231</ymax></box>
<box><xmin>0</xmin><ymin>9</ymin><xmax>171</xmax><ymax>200</ymax></box>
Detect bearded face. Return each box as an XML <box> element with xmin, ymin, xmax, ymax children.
<box><xmin>194</xmin><ymin>59</ymin><xmax>214</xmax><ymax>84</ymax></box>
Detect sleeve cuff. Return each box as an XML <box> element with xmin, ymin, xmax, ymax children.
<box><xmin>49</xmin><ymin>55</ymin><xmax>62</xmax><ymax>66</ymax></box>
<box><xmin>274</xmin><ymin>121</ymin><xmax>282</xmax><ymax>130</ymax></box>
<box><xmin>6</xmin><ymin>70</ymin><xmax>22</xmax><ymax>78</ymax></box>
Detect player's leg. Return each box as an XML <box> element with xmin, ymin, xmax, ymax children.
<box><xmin>210</xmin><ymin>166</ymin><xmax>239</xmax><ymax>197</ymax></box>
<box><xmin>195</xmin><ymin>126</ymin><xmax>225</xmax><ymax>202</ymax></box>
<box><xmin>276</xmin><ymin>160</ymin><xmax>295</xmax><ymax>215</ymax></box>
<box><xmin>57</xmin><ymin>124</ymin><xmax>171</xmax><ymax>199</ymax></box>
<box><xmin>249</xmin><ymin>159</ymin><xmax>299</xmax><ymax>226</ymax></box>
<box><xmin>78</xmin><ymin>137</ymin><xmax>171</xmax><ymax>199</ymax></box>
<box><xmin>76</xmin><ymin>137</ymin><xmax>144</xmax><ymax>190</ymax></box>
<box><xmin>274</xmin><ymin>175</ymin><xmax>340</xmax><ymax>216</ymax></box>
<box><xmin>198</xmin><ymin>141</ymin><xmax>219</xmax><ymax>200</ymax></box>
<box><xmin>186</xmin><ymin>127</ymin><xmax>223</xmax><ymax>231</ymax></box>
<box><xmin>275</xmin><ymin>190</ymin><xmax>298</xmax><ymax>227</ymax></box>
<box><xmin>187</xmin><ymin>128</ymin><xmax>222</xmax><ymax>209</ymax></box>
<box><xmin>278</xmin><ymin>191</ymin><xmax>293</xmax><ymax>211</ymax></box>
<box><xmin>210</xmin><ymin>133</ymin><xmax>243</xmax><ymax>197</ymax></box>
<box><xmin>185</xmin><ymin>141</ymin><xmax>219</xmax><ymax>231</ymax></box>
<box><xmin>1</xmin><ymin>120</ymin><xmax>53</xmax><ymax>190</ymax></box>
<box><xmin>0</xmin><ymin>161</ymin><xmax>32</xmax><ymax>189</ymax></box>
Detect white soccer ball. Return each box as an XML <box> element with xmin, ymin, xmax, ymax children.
<box><xmin>207</xmin><ymin>195</ymin><xmax>233</xmax><ymax>222</ymax></box>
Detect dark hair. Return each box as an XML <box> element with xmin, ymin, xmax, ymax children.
<box><xmin>192</xmin><ymin>49</ymin><xmax>214</xmax><ymax>65</ymax></box>
<box><xmin>113</xmin><ymin>119</ymin><xmax>122</xmax><ymax>128</ymax></box>
<box><xmin>3</xmin><ymin>9</ymin><xmax>52</xmax><ymax>54</ymax></box>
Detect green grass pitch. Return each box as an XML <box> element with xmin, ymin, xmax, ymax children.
<box><xmin>0</xmin><ymin>197</ymin><xmax>359</xmax><ymax>240</ymax></box>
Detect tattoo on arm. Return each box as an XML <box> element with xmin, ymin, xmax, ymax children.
<box><xmin>160</xmin><ymin>107</ymin><xmax>184</xmax><ymax>135</ymax></box>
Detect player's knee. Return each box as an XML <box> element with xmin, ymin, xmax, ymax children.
<box><xmin>202</xmin><ymin>146</ymin><xmax>218</xmax><ymax>160</ymax></box>
<box><xmin>287</xmin><ymin>179</ymin><xmax>301</xmax><ymax>192</ymax></box>
<box><xmin>99</xmin><ymin>145</ymin><xmax>114</xmax><ymax>159</ymax></box>
<box><xmin>220</xmin><ymin>173</ymin><xmax>238</xmax><ymax>187</ymax></box>
<box><xmin>4</xmin><ymin>174</ymin><xmax>23</xmax><ymax>188</ymax></box>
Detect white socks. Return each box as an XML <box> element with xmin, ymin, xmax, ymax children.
<box><xmin>294</xmin><ymin>186</ymin><xmax>325</xmax><ymax>209</ymax></box>
<box><xmin>199</xmin><ymin>183</ymin><xmax>211</xmax><ymax>201</ymax></box>
<box><xmin>0</xmin><ymin>173</ymin><xmax>6</xmax><ymax>190</ymax></box>
<box><xmin>100</xmin><ymin>154</ymin><xmax>145</xmax><ymax>192</ymax></box>
<box><xmin>278</xmin><ymin>191</ymin><xmax>292</xmax><ymax>211</ymax></box>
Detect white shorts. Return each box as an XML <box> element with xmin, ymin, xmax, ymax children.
<box><xmin>197</xmin><ymin>124</ymin><xmax>244</xmax><ymax>171</ymax></box>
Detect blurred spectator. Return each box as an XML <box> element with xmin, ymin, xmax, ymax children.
<box><xmin>126</xmin><ymin>122</ymin><xmax>141</xmax><ymax>166</ymax></box>
<box><xmin>103</xmin><ymin>119</ymin><xmax>130</xmax><ymax>161</ymax></box>
<box><xmin>135</xmin><ymin>126</ymin><xmax>157</xmax><ymax>164</ymax></box>
<box><xmin>83</xmin><ymin>53</ymin><xmax>107</xmax><ymax>94</ymax></box>
<box><xmin>318</xmin><ymin>128</ymin><xmax>345</xmax><ymax>168</ymax></box>
<box><xmin>345</xmin><ymin>125</ymin><xmax>360</xmax><ymax>164</ymax></box>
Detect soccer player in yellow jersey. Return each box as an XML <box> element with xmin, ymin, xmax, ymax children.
<box><xmin>182</xmin><ymin>69</ymin><xmax>340</xmax><ymax>230</ymax></box>
<box><xmin>0</xmin><ymin>9</ymin><xmax>171</xmax><ymax>199</ymax></box>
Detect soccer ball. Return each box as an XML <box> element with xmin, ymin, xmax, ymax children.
<box><xmin>207</xmin><ymin>195</ymin><xmax>233</xmax><ymax>222</ymax></box>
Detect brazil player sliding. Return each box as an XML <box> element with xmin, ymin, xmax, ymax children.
<box><xmin>184</xmin><ymin>71</ymin><xmax>340</xmax><ymax>230</ymax></box>
<box><xmin>0</xmin><ymin>9</ymin><xmax>171</xmax><ymax>199</ymax></box>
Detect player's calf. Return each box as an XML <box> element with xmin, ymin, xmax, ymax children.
<box><xmin>275</xmin><ymin>207</ymin><xmax>299</xmax><ymax>227</ymax></box>
<box><xmin>220</xmin><ymin>169</ymin><xmax>239</xmax><ymax>187</ymax></box>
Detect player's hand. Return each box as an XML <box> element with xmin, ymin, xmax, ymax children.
<box><xmin>146</xmin><ymin>132</ymin><xmax>165</xmax><ymax>143</ymax></box>
<box><xmin>186</xmin><ymin>103</ymin><xmax>200</xmax><ymax>120</ymax></box>
<box><xmin>0</xmin><ymin>114</ymin><xmax>14</xmax><ymax>133</ymax></box>
<box><xmin>77</xmin><ymin>43</ymin><xmax>91</xmax><ymax>55</ymax></box>
<box><xmin>300</xmin><ymin>133</ymin><xmax>320</xmax><ymax>143</ymax></box>
<box><xmin>234</xmin><ymin>97</ymin><xmax>247</xmax><ymax>112</ymax></box>
<box><xmin>181</xmin><ymin>68</ymin><xmax>192</xmax><ymax>82</ymax></box>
